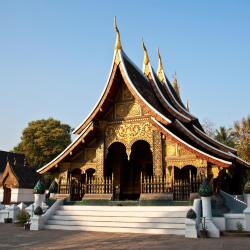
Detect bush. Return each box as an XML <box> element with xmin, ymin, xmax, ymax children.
<box><xmin>244</xmin><ymin>180</ymin><xmax>250</xmax><ymax>194</ymax></box>
<box><xmin>34</xmin><ymin>206</ymin><xmax>43</xmax><ymax>216</ymax></box>
<box><xmin>34</xmin><ymin>179</ymin><xmax>46</xmax><ymax>194</ymax></box>
<box><xmin>49</xmin><ymin>180</ymin><xmax>58</xmax><ymax>193</ymax></box>
<box><xmin>186</xmin><ymin>209</ymin><xmax>197</xmax><ymax>219</ymax></box>
<box><xmin>199</xmin><ymin>178</ymin><xmax>213</xmax><ymax>197</ymax></box>
<box><xmin>16</xmin><ymin>210</ymin><xmax>30</xmax><ymax>224</ymax></box>
<box><xmin>236</xmin><ymin>222</ymin><xmax>244</xmax><ymax>232</ymax></box>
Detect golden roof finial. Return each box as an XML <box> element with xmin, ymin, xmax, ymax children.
<box><xmin>141</xmin><ymin>38</ymin><xmax>149</xmax><ymax>65</ymax></box>
<box><xmin>186</xmin><ymin>99</ymin><xmax>190</xmax><ymax>111</ymax></box>
<box><xmin>157</xmin><ymin>48</ymin><xmax>165</xmax><ymax>82</ymax></box>
<box><xmin>114</xmin><ymin>16</ymin><xmax>122</xmax><ymax>51</ymax></box>
<box><xmin>172</xmin><ymin>71</ymin><xmax>180</xmax><ymax>98</ymax></box>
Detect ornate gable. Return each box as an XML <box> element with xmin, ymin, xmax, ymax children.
<box><xmin>103</xmin><ymin>82</ymin><xmax>149</xmax><ymax>122</ymax></box>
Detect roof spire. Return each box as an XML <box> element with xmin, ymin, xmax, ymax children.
<box><xmin>157</xmin><ymin>48</ymin><xmax>165</xmax><ymax>82</ymax></box>
<box><xmin>114</xmin><ymin>16</ymin><xmax>122</xmax><ymax>51</ymax></box>
<box><xmin>186</xmin><ymin>99</ymin><xmax>190</xmax><ymax>111</ymax></box>
<box><xmin>142</xmin><ymin>38</ymin><xmax>149</xmax><ymax>65</ymax></box>
<box><xmin>142</xmin><ymin>38</ymin><xmax>150</xmax><ymax>76</ymax></box>
<box><xmin>172</xmin><ymin>71</ymin><xmax>181</xmax><ymax>98</ymax></box>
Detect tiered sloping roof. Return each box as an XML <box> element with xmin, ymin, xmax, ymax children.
<box><xmin>0</xmin><ymin>161</ymin><xmax>39</xmax><ymax>189</ymax></box>
<box><xmin>37</xmin><ymin>18</ymin><xmax>249</xmax><ymax>174</ymax></box>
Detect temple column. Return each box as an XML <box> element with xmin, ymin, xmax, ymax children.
<box><xmin>96</xmin><ymin>139</ymin><xmax>105</xmax><ymax>178</ymax></box>
<box><xmin>152</xmin><ymin>131</ymin><xmax>163</xmax><ymax>176</ymax></box>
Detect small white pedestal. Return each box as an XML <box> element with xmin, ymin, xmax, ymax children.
<box><xmin>185</xmin><ymin>219</ymin><xmax>198</xmax><ymax>238</ymax></box>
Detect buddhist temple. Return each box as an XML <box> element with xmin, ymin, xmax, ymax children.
<box><xmin>37</xmin><ymin>18</ymin><xmax>250</xmax><ymax>202</ymax></box>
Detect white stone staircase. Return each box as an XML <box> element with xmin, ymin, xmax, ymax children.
<box><xmin>44</xmin><ymin>205</ymin><xmax>191</xmax><ymax>235</ymax></box>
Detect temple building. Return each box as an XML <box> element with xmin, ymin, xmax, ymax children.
<box><xmin>37</xmin><ymin>19</ymin><xmax>250</xmax><ymax>201</ymax></box>
<box><xmin>0</xmin><ymin>151</ymin><xmax>39</xmax><ymax>204</ymax></box>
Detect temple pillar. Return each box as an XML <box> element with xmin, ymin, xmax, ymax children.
<box><xmin>96</xmin><ymin>140</ymin><xmax>105</xmax><ymax>178</ymax></box>
<box><xmin>152</xmin><ymin>131</ymin><xmax>163</xmax><ymax>176</ymax></box>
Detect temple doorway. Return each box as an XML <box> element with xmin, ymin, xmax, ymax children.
<box><xmin>173</xmin><ymin>165</ymin><xmax>200</xmax><ymax>200</ymax></box>
<box><xmin>128</xmin><ymin>140</ymin><xmax>153</xmax><ymax>200</ymax></box>
<box><xmin>69</xmin><ymin>168</ymin><xmax>85</xmax><ymax>200</ymax></box>
<box><xmin>105</xmin><ymin>142</ymin><xmax>128</xmax><ymax>200</ymax></box>
<box><xmin>3</xmin><ymin>186</ymin><xmax>11</xmax><ymax>204</ymax></box>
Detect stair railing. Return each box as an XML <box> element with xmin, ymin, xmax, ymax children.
<box><xmin>219</xmin><ymin>190</ymin><xmax>247</xmax><ymax>213</ymax></box>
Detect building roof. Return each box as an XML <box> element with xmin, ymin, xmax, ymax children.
<box><xmin>0</xmin><ymin>160</ymin><xmax>39</xmax><ymax>189</ymax></box>
<box><xmin>37</xmin><ymin>20</ymin><xmax>249</xmax><ymax>174</ymax></box>
<box><xmin>0</xmin><ymin>150</ymin><xmax>25</xmax><ymax>173</ymax></box>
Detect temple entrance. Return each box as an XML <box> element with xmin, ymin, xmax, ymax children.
<box><xmin>105</xmin><ymin>142</ymin><xmax>128</xmax><ymax>200</ymax></box>
<box><xmin>69</xmin><ymin>168</ymin><xmax>85</xmax><ymax>201</ymax></box>
<box><xmin>3</xmin><ymin>186</ymin><xmax>11</xmax><ymax>204</ymax></box>
<box><xmin>128</xmin><ymin>140</ymin><xmax>153</xmax><ymax>200</ymax></box>
<box><xmin>173</xmin><ymin>165</ymin><xmax>201</xmax><ymax>200</ymax></box>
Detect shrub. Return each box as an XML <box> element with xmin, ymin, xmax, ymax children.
<box><xmin>34</xmin><ymin>206</ymin><xmax>43</xmax><ymax>216</ymax></box>
<box><xmin>236</xmin><ymin>222</ymin><xmax>244</xmax><ymax>232</ymax></box>
<box><xmin>244</xmin><ymin>180</ymin><xmax>250</xmax><ymax>194</ymax></box>
<box><xmin>199</xmin><ymin>178</ymin><xmax>213</xmax><ymax>197</ymax></box>
<box><xmin>16</xmin><ymin>210</ymin><xmax>30</xmax><ymax>224</ymax></box>
<box><xmin>48</xmin><ymin>180</ymin><xmax>58</xmax><ymax>193</ymax></box>
<box><xmin>186</xmin><ymin>209</ymin><xmax>197</xmax><ymax>219</ymax></box>
<box><xmin>34</xmin><ymin>180</ymin><xmax>46</xmax><ymax>194</ymax></box>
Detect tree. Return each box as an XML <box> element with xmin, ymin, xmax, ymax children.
<box><xmin>233</xmin><ymin>116</ymin><xmax>250</xmax><ymax>163</ymax></box>
<box><xmin>14</xmin><ymin>118</ymin><xmax>72</xmax><ymax>169</ymax></box>
<box><xmin>201</xmin><ymin>118</ymin><xmax>216</xmax><ymax>138</ymax></box>
<box><xmin>215</xmin><ymin>126</ymin><xmax>236</xmax><ymax>148</ymax></box>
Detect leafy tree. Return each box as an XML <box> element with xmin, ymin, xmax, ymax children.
<box><xmin>233</xmin><ymin>116</ymin><xmax>250</xmax><ymax>163</ymax></box>
<box><xmin>14</xmin><ymin>118</ymin><xmax>72</xmax><ymax>169</ymax></box>
<box><xmin>201</xmin><ymin>118</ymin><xmax>216</xmax><ymax>138</ymax></box>
<box><xmin>215</xmin><ymin>126</ymin><xmax>236</xmax><ymax>148</ymax></box>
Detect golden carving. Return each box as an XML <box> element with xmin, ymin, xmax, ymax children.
<box><xmin>167</xmin><ymin>144</ymin><xmax>176</xmax><ymax>157</ymax></box>
<box><xmin>122</xmin><ymin>85</ymin><xmax>134</xmax><ymax>100</ymax></box>
<box><xmin>84</xmin><ymin>148</ymin><xmax>96</xmax><ymax>163</ymax></box>
<box><xmin>115</xmin><ymin>102</ymin><xmax>141</xmax><ymax>119</ymax></box>
<box><xmin>166</xmin><ymin>158</ymin><xmax>207</xmax><ymax>169</ymax></box>
<box><xmin>165</xmin><ymin>140</ymin><xmax>207</xmax><ymax>168</ymax></box>
<box><xmin>105</xmin><ymin>119</ymin><xmax>154</xmax><ymax>155</ymax></box>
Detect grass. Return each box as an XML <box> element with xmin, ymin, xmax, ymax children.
<box><xmin>64</xmin><ymin>199</ymin><xmax>192</xmax><ymax>206</ymax></box>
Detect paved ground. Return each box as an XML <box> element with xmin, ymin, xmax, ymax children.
<box><xmin>0</xmin><ymin>224</ymin><xmax>250</xmax><ymax>250</ymax></box>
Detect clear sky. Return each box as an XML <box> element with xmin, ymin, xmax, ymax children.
<box><xmin>0</xmin><ymin>0</ymin><xmax>249</xmax><ymax>151</ymax></box>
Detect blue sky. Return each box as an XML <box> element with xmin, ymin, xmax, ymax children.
<box><xmin>0</xmin><ymin>0</ymin><xmax>249</xmax><ymax>151</ymax></box>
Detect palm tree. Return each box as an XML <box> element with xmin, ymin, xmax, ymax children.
<box><xmin>215</xmin><ymin>126</ymin><xmax>236</xmax><ymax>148</ymax></box>
<box><xmin>233</xmin><ymin>116</ymin><xmax>250</xmax><ymax>162</ymax></box>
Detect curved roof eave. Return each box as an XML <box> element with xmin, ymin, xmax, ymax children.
<box><xmin>73</xmin><ymin>52</ymin><xmax>117</xmax><ymax>135</ymax></box>
<box><xmin>151</xmin><ymin>117</ymin><xmax>232</xmax><ymax>168</ymax></box>
<box><xmin>162</xmin><ymin>73</ymin><xmax>197</xmax><ymax>120</ymax></box>
<box><xmin>119</xmin><ymin>50</ymin><xmax>172</xmax><ymax>125</ymax></box>
<box><xmin>148</xmin><ymin>65</ymin><xmax>192</xmax><ymax>123</ymax></box>
<box><xmin>193</xmin><ymin>125</ymin><xmax>237</xmax><ymax>154</ymax></box>
<box><xmin>37</xmin><ymin>122</ymin><xmax>94</xmax><ymax>174</ymax></box>
<box><xmin>174</xmin><ymin>120</ymin><xmax>233</xmax><ymax>161</ymax></box>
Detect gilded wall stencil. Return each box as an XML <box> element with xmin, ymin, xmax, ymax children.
<box><xmin>122</xmin><ymin>84</ymin><xmax>134</xmax><ymax>100</ymax></box>
<box><xmin>105</xmin><ymin>119</ymin><xmax>155</xmax><ymax>156</ymax></box>
<box><xmin>59</xmin><ymin>171</ymin><xmax>68</xmax><ymax>185</ymax></box>
<box><xmin>96</xmin><ymin>141</ymin><xmax>105</xmax><ymax>177</ymax></box>
<box><xmin>84</xmin><ymin>148</ymin><xmax>96</xmax><ymax>163</ymax></box>
<box><xmin>152</xmin><ymin>130</ymin><xmax>163</xmax><ymax>176</ymax></box>
<box><xmin>167</xmin><ymin>143</ymin><xmax>177</xmax><ymax>157</ymax></box>
<box><xmin>103</xmin><ymin>82</ymin><xmax>146</xmax><ymax>122</ymax></box>
<box><xmin>115</xmin><ymin>102</ymin><xmax>141</xmax><ymax>119</ymax></box>
<box><xmin>165</xmin><ymin>140</ymin><xmax>207</xmax><ymax>169</ymax></box>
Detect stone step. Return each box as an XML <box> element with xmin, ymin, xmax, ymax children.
<box><xmin>55</xmin><ymin>210</ymin><xmax>187</xmax><ymax>218</ymax></box>
<box><xmin>44</xmin><ymin>205</ymin><xmax>190</xmax><ymax>235</ymax></box>
<box><xmin>60</xmin><ymin>205</ymin><xmax>191</xmax><ymax>212</ymax></box>
<box><xmin>44</xmin><ymin>224</ymin><xmax>185</xmax><ymax>235</ymax></box>
<box><xmin>47</xmin><ymin>219</ymin><xmax>184</xmax><ymax>229</ymax></box>
<box><xmin>50</xmin><ymin>215</ymin><xmax>185</xmax><ymax>223</ymax></box>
